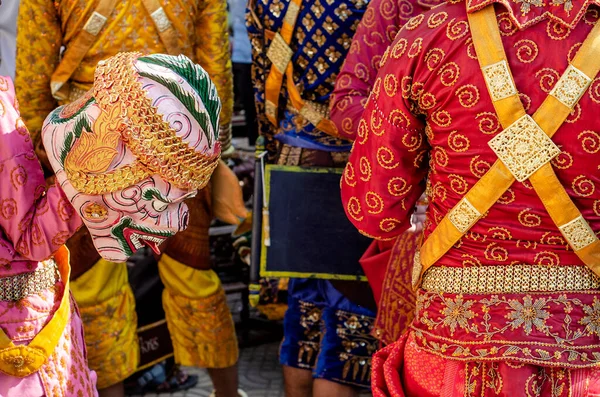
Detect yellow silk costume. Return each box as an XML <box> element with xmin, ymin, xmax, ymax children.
<box><xmin>16</xmin><ymin>0</ymin><xmax>238</xmax><ymax>388</ymax></box>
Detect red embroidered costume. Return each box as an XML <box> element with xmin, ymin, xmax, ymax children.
<box><xmin>340</xmin><ymin>0</ymin><xmax>600</xmax><ymax>393</ymax></box>
<box><xmin>331</xmin><ymin>0</ymin><xmax>443</xmax><ymax>345</ymax></box>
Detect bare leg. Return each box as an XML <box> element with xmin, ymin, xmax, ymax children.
<box><xmin>283</xmin><ymin>365</ymin><xmax>313</xmax><ymax>397</ymax></box>
<box><xmin>98</xmin><ymin>382</ymin><xmax>125</xmax><ymax>397</ymax></box>
<box><xmin>207</xmin><ymin>364</ymin><xmax>240</xmax><ymax>397</ymax></box>
<box><xmin>313</xmin><ymin>379</ymin><xmax>359</xmax><ymax>397</ymax></box>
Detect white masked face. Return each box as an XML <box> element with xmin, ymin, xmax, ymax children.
<box><xmin>42</xmin><ymin>54</ymin><xmax>221</xmax><ymax>261</ymax></box>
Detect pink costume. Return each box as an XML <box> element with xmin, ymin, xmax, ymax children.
<box><xmin>330</xmin><ymin>0</ymin><xmax>442</xmax><ymax>344</ymax></box>
<box><xmin>0</xmin><ymin>77</ymin><xmax>96</xmax><ymax>396</ymax></box>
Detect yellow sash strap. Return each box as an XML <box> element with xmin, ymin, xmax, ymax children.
<box><xmin>263</xmin><ymin>0</ymin><xmax>339</xmax><ymax>136</ymax></box>
<box><xmin>139</xmin><ymin>0</ymin><xmax>182</xmax><ymax>56</ymax></box>
<box><xmin>50</xmin><ymin>0</ymin><xmax>119</xmax><ymax>101</ymax></box>
<box><xmin>264</xmin><ymin>0</ymin><xmax>302</xmax><ymax>126</ymax></box>
<box><xmin>0</xmin><ymin>246</ymin><xmax>71</xmax><ymax>377</ymax></box>
<box><xmin>416</xmin><ymin>5</ymin><xmax>600</xmax><ymax>286</ymax></box>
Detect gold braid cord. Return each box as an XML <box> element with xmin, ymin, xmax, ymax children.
<box><xmin>68</xmin><ymin>52</ymin><xmax>220</xmax><ymax>195</ymax></box>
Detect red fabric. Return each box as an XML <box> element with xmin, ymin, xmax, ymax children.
<box><xmin>340</xmin><ymin>1</ymin><xmax>600</xmax><ymax>270</ymax></box>
<box><xmin>371</xmin><ymin>232</ymin><xmax>418</xmax><ymax>345</ymax></box>
<box><xmin>330</xmin><ymin>0</ymin><xmax>443</xmax><ymax>141</ymax></box>
<box><xmin>359</xmin><ymin>238</ymin><xmax>394</xmax><ymax>306</ymax></box>
<box><xmin>373</xmin><ymin>331</ymin><xmax>600</xmax><ymax>396</ymax></box>
<box><xmin>339</xmin><ymin>0</ymin><xmax>600</xmax><ymax>373</ymax></box>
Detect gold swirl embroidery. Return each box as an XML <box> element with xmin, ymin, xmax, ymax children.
<box><xmin>402</xmin><ymin>130</ymin><xmax>423</xmax><ymax>151</ymax></box>
<box><xmin>516</xmin><ymin>240</ymin><xmax>538</xmax><ymax>250</ymax></box>
<box><xmin>550</xmin><ymin>151</ymin><xmax>574</xmax><ymax>171</ymax></box>
<box><xmin>419</xmin><ymin>92</ymin><xmax>437</xmax><ymax>110</ymax></box>
<box><xmin>465</xmin><ymin>38</ymin><xmax>478</xmax><ymax>60</ymax></box>
<box><xmin>365</xmin><ymin>192</ymin><xmax>384</xmax><ymax>215</ymax></box>
<box><xmin>455</xmin><ymin>85</ymin><xmax>480</xmax><ymax>108</ymax></box>
<box><xmin>432</xmin><ymin>147</ymin><xmax>449</xmax><ymax>168</ymax></box>
<box><xmin>344</xmin><ymin>163</ymin><xmax>356</xmax><ymax>187</ymax></box>
<box><xmin>448</xmin><ymin>131</ymin><xmax>470</xmax><ymax>152</ymax></box>
<box><xmin>358</xmin><ymin>157</ymin><xmax>372</xmax><ymax>182</ymax></box>
<box><xmin>565</xmin><ymin>104</ymin><xmax>582</xmax><ymax>124</ymax></box>
<box><xmin>536</xmin><ymin>68</ymin><xmax>560</xmax><ymax>93</ymax></box>
<box><xmin>497</xmin><ymin>12</ymin><xmax>518</xmax><ymax>36</ymax></box>
<box><xmin>546</xmin><ymin>20</ymin><xmax>572</xmax><ymax>41</ymax></box>
<box><xmin>425</xmin><ymin>48</ymin><xmax>446</xmax><ymax>71</ymax></box>
<box><xmin>408</xmin><ymin>37</ymin><xmax>423</xmax><ymax>58</ymax></box>
<box><xmin>578</xmin><ymin>131</ymin><xmax>600</xmax><ymax>153</ymax></box>
<box><xmin>446</xmin><ymin>18</ymin><xmax>469</xmax><ymax>40</ymax></box>
<box><xmin>489</xmin><ymin>227</ymin><xmax>512</xmax><ymax>240</ymax></box>
<box><xmin>484</xmin><ymin>242</ymin><xmax>509</xmax><ymax>262</ymax></box>
<box><xmin>594</xmin><ymin>200</ymin><xmax>600</xmax><ymax>216</ymax></box>
<box><xmin>384</xmin><ymin>74</ymin><xmax>398</xmax><ymax>98</ymax></box>
<box><xmin>387</xmin><ymin>177</ymin><xmax>411</xmax><ymax>197</ymax></box>
<box><xmin>379</xmin><ymin>218</ymin><xmax>402</xmax><ymax>233</ymax></box>
<box><xmin>370</xmin><ymin>109</ymin><xmax>385</xmax><ymax>136</ymax></box>
<box><xmin>567</xmin><ymin>43</ymin><xmax>583</xmax><ymax>64</ymax></box>
<box><xmin>357</xmin><ymin>118</ymin><xmax>369</xmax><ymax>145</ymax></box>
<box><xmin>462</xmin><ymin>254</ymin><xmax>482</xmax><ymax>266</ymax></box>
<box><xmin>431</xmin><ymin>109</ymin><xmax>452</xmax><ymax>127</ymax></box>
<box><xmin>427</xmin><ymin>11</ymin><xmax>448</xmax><ymax>28</ymax></box>
<box><xmin>438</xmin><ymin>62</ymin><xmax>460</xmax><ymax>87</ymax></box>
<box><xmin>425</xmin><ymin>124</ymin><xmax>434</xmax><ymax>141</ymax></box>
<box><xmin>514</xmin><ymin>39</ymin><xmax>539</xmax><ymax>63</ymax></box>
<box><xmin>347</xmin><ymin>197</ymin><xmax>364</xmax><ymax>222</ymax></box>
<box><xmin>401</xmin><ymin>76</ymin><xmax>412</xmax><ymax>98</ymax></box>
<box><xmin>389</xmin><ymin>109</ymin><xmax>411</xmax><ymax>128</ymax></box>
<box><xmin>391</xmin><ymin>38</ymin><xmax>408</xmax><ymax>59</ymax></box>
<box><xmin>588</xmin><ymin>77</ymin><xmax>600</xmax><ymax>104</ymax></box>
<box><xmin>476</xmin><ymin>112</ymin><xmax>501</xmax><ymax>135</ymax></box>
<box><xmin>372</xmin><ymin>77</ymin><xmax>382</xmax><ymax>99</ymax></box>
<box><xmin>534</xmin><ymin>251</ymin><xmax>560</xmax><ymax>266</ymax></box>
<box><xmin>432</xmin><ymin>182</ymin><xmax>447</xmax><ymax>202</ymax></box>
<box><xmin>449</xmin><ymin>174</ymin><xmax>469</xmax><ymax>195</ymax></box>
<box><xmin>410</xmin><ymin>82</ymin><xmax>425</xmax><ymax>101</ymax></box>
<box><xmin>405</xmin><ymin>14</ymin><xmax>424</xmax><ymax>30</ymax></box>
<box><xmin>572</xmin><ymin>175</ymin><xmax>595</xmax><ymax>197</ymax></box>
<box><xmin>470</xmin><ymin>155</ymin><xmax>491</xmax><ymax>178</ymax></box>
<box><xmin>376</xmin><ymin>146</ymin><xmax>400</xmax><ymax>169</ymax></box>
<box><xmin>541</xmin><ymin>232</ymin><xmax>567</xmax><ymax>246</ymax></box>
<box><xmin>497</xmin><ymin>189</ymin><xmax>516</xmax><ymax>205</ymax></box>
<box><xmin>518</xmin><ymin>209</ymin><xmax>542</xmax><ymax>227</ymax></box>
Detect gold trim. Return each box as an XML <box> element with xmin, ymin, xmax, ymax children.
<box><xmin>488</xmin><ymin>115</ymin><xmax>561</xmax><ymax>182</ymax></box>
<box><xmin>559</xmin><ymin>216</ymin><xmax>598</xmax><ymax>251</ymax></box>
<box><xmin>422</xmin><ymin>264</ymin><xmax>600</xmax><ymax>294</ymax></box>
<box><xmin>448</xmin><ymin>197</ymin><xmax>480</xmax><ymax>233</ymax></box>
<box><xmin>267</xmin><ymin>33</ymin><xmax>293</xmax><ymax>74</ymax></box>
<box><xmin>83</xmin><ymin>11</ymin><xmax>107</xmax><ymax>36</ymax></box>
<box><xmin>299</xmin><ymin>101</ymin><xmax>329</xmax><ymax>127</ymax></box>
<box><xmin>481</xmin><ymin>60</ymin><xmax>517</xmax><ymax>102</ymax></box>
<box><xmin>265</xmin><ymin>99</ymin><xmax>278</xmax><ymax>120</ymax></box>
<box><xmin>550</xmin><ymin>65</ymin><xmax>592</xmax><ymax>108</ymax></box>
<box><xmin>150</xmin><ymin>7</ymin><xmax>171</xmax><ymax>33</ymax></box>
<box><xmin>284</xmin><ymin>2</ymin><xmax>301</xmax><ymax>27</ymax></box>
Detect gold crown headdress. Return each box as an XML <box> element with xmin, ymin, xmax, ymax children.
<box><xmin>64</xmin><ymin>52</ymin><xmax>221</xmax><ymax>195</ymax></box>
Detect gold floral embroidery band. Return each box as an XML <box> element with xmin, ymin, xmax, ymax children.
<box><xmin>421</xmin><ymin>264</ymin><xmax>600</xmax><ymax>294</ymax></box>
<box><xmin>68</xmin><ymin>52</ymin><xmax>219</xmax><ymax>195</ymax></box>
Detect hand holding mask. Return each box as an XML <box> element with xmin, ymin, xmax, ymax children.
<box><xmin>42</xmin><ymin>53</ymin><xmax>222</xmax><ymax>262</ymax></box>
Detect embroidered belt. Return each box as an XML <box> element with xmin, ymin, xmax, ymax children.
<box><xmin>421</xmin><ymin>265</ymin><xmax>600</xmax><ymax>294</ymax></box>
<box><xmin>0</xmin><ymin>261</ymin><xmax>59</xmax><ymax>301</ymax></box>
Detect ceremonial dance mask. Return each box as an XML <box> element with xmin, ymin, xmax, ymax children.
<box><xmin>43</xmin><ymin>52</ymin><xmax>221</xmax><ymax>262</ymax></box>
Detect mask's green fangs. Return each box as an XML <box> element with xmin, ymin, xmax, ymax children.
<box><xmin>111</xmin><ymin>217</ymin><xmax>174</xmax><ymax>256</ymax></box>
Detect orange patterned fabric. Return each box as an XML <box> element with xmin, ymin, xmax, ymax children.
<box><xmin>15</xmin><ymin>0</ymin><xmax>233</xmax><ymax>145</ymax></box>
<box><xmin>75</xmin><ymin>283</ymin><xmax>139</xmax><ymax>389</ymax></box>
<box><xmin>330</xmin><ymin>0</ymin><xmax>443</xmax><ymax>141</ymax></box>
